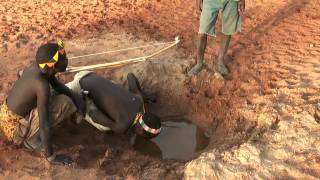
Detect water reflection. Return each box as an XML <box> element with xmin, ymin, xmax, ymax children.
<box><xmin>134</xmin><ymin>121</ymin><xmax>209</xmax><ymax>161</ymax></box>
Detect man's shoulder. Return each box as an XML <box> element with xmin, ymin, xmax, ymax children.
<box><xmin>20</xmin><ymin>70</ymin><xmax>51</xmax><ymax>91</ymax></box>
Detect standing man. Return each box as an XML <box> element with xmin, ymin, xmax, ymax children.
<box><xmin>188</xmin><ymin>0</ymin><xmax>245</xmax><ymax>76</ymax></box>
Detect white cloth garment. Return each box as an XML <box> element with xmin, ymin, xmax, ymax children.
<box><xmin>65</xmin><ymin>70</ymin><xmax>93</xmax><ymax>94</ymax></box>
<box><xmin>66</xmin><ymin>71</ymin><xmax>111</xmax><ymax>131</ymax></box>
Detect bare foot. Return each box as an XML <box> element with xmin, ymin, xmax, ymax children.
<box><xmin>23</xmin><ymin>138</ymin><xmax>58</xmax><ymax>152</ymax></box>
<box><xmin>188</xmin><ymin>63</ymin><xmax>207</xmax><ymax>76</ymax></box>
<box><xmin>216</xmin><ymin>60</ymin><xmax>229</xmax><ymax>76</ymax></box>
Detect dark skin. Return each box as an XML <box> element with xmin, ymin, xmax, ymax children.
<box><xmin>7</xmin><ymin>52</ymin><xmax>85</xmax><ymax>165</ymax></box>
<box><xmin>80</xmin><ymin>73</ymin><xmax>142</xmax><ymax>134</ymax></box>
<box><xmin>189</xmin><ymin>0</ymin><xmax>245</xmax><ymax>76</ymax></box>
<box><xmin>79</xmin><ymin>73</ymin><xmax>154</xmax><ymax>138</ymax></box>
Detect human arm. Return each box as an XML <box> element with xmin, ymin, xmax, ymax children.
<box><xmin>50</xmin><ymin>77</ymin><xmax>86</xmax><ymax>116</ymax></box>
<box><xmin>36</xmin><ymin>81</ymin><xmax>73</xmax><ymax>165</ymax></box>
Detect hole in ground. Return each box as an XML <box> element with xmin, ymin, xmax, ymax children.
<box><xmin>133</xmin><ymin>120</ymin><xmax>210</xmax><ymax>161</ymax></box>
<box><xmin>55</xmin><ymin>31</ymin><xmax>254</xmax><ymax>176</ymax></box>
<box><xmin>0</xmin><ymin>31</ymin><xmax>256</xmax><ymax>179</ymax></box>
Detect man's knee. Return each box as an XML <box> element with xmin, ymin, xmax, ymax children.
<box><xmin>127</xmin><ymin>72</ymin><xmax>136</xmax><ymax>81</ymax></box>
<box><xmin>127</xmin><ymin>73</ymin><xmax>142</xmax><ymax>94</ymax></box>
<box><xmin>48</xmin><ymin>94</ymin><xmax>77</xmax><ymax>126</ymax></box>
<box><xmin>51</xmin><ymin>94</ymin><xmax>77</xmax><ymax>113</ymax></box>
<box><xmin>127</xmin><ymin>73</ymin><xmax>137</xmax><ymax>87</ymax></box>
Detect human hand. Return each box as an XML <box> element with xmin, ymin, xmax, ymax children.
<box><xmin>196</xmin><ymin>0</ymin><xmax>203</xmax><ymax>13</ymax></box>
<box><xmin>238</xmin><ymin>0</ymin><xmax>245</xmax><ymax>16</ymax></box>
<box><xmin>129</xmin><ymin>133</ymin><xmax>137</xmax><ymax>145</ymax></box>
<box><xmin>48</xmin><ymin>154</ymin><xmax>73</xmax><ymax>166</ymax></box>
<box><xmin>74</xmin><ymin>93</ymin><xmax>86</xmax><ymax>117</ymax></box>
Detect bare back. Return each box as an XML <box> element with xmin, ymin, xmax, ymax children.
<box><xmin>6</xmin><ymin>65</ymin><xmax>50</xmax><ymax>118</ymax></box>
<box><xmin>80</xmin><ymin>73</ymin><xmax>143</xmax><ymax>125</ymax></box>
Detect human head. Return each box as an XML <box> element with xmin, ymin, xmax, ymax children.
<box><xmin>36</xmin><ymin>40</ymin><xmax>68</xmax><ymax>75</ymax></box>
<box><xmin>134</xmin><ymin>112</ymin><xmax>161</xmax><ymax>139</ymax></box>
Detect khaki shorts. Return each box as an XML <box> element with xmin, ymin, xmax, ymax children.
<box><xmin>199</xmin><ymin>0</ymin><xmax>241</xmax><ymax>36</ymax></box>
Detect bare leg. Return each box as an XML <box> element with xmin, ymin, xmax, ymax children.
<box><xmin>216</xmin><ymin>34</ymin><xmax>231</xmax><ymax>76</ymax></box>
<box><xmin>127</xmin><ymin>73</ymin><xmax>156</xmax><ymax>103</ymax></box>
<box><xmin>188</xmin><ymin>34</ymin><xmax>208</xmax><ymax>75</ymax></box>
<box><xmin>127</xmin><ymin>73</ymin><xmax>143</xmax><ymax>95</ymax></box>
<box><xmin>87</xmin><ymin>108</ymin><xmax>112</xmax><ymax>128</ymax></box>
<box><xmin>22</xmin><ymin>95</ymin><xmax>77</xmax><ymax>151</ymax></box>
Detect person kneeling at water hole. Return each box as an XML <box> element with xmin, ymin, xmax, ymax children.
<box><xmin>0</xmin><ymin>41</ymin><xmax>86</xmax><ymax>165</ymax></box>
<box><xmin>65</xmin><ymin>71</ymin><xmax>162</xmax><ymax>142</ymax></box>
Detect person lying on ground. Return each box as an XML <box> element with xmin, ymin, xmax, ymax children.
<box><xmin>65</xmin><ymin>71</ymin><xmax>161</xmax><ymax>143</ymax></box>
<box><xmin>188</xmin><ymin>0</ymin><xmax>245</xmax><ymax>76</ymax></box>
<box><xmin>0</xmin><ymin>41</ymin><xmax>86</xmax><ymax>165</ymax></box>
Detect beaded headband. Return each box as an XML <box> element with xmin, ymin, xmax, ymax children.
<box><xmin>38</xmin><ymin>40</ymin><xmax>65</xmax><ymax>69</ymax></box>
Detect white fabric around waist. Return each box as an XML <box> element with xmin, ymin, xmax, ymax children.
<box><xmin>66</xmin><ymin>70</ymin><xmax>111</xmax><ymax>131</ymax></box>
<box><xmin>85</xmin><ymin>97</ymin><xmax>111</xmax><ymax>131</ymax></box>
<box><xmin>65</xmin><ymin>70</ymin><xmax>93</xmax><ymax>94</ymax></box>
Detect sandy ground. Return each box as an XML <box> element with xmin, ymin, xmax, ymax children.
<box><xmin>0</xmin><ymin>0</ymin><xmax>319</xmax><ymax>179</ymax></box>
